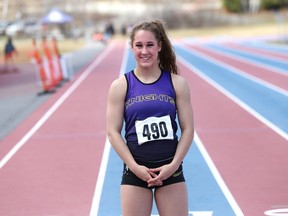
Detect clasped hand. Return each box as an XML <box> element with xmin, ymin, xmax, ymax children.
<box><xmin>133</xmin><ymin>164</ymin><xmax>175</xmax><ymax>187</ymax></box>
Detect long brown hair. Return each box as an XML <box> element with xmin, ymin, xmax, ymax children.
<box><xmin>129</xmin><ymin>20</ymin><xmax>178</xmax><ymax>74</ymax></box>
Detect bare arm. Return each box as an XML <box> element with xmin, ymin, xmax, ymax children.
<box><xmin>106</xmin><ymin>76</ymin><xmax>136</xmax><ymax>168</ymax></box>
<box><xmin>171</xmin><ymin>74</ymin><xmax>194</xmax><ymax>168</ymax></box>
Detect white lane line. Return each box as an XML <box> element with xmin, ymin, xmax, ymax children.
<box><xmin>0</xmin><ymin>42</ymin><xmax>115</xmax><ymax>170</ymax></box>
<box><xmin>177</xmin><ymin>54</ymin><xmax>288</xmax><ymax>141</ymax></box>
<box><xmin>89</xmin><ymin>40</ymin><xmax>130</xmax><ymax>216</ymax></box>
<box><xmin>182</xmin><ymin>40</ymin><xmax>288</xmax><ymax>77</ymax></box>
<box><xmin>194</xmin><ymin>133</ymin><xmax>244</xmax><ymax>216</ymax></box>
<box><xmin>89</xmin><ymin>138</ymin><xmax>111</xmax><ymax>216</ymax></box>
<box><xmin>178</xmin><ymin>43</ymin><xmax>288</xmax><ymax>96</ymax></box>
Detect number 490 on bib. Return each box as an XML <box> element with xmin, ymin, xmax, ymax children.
<box><xmin>135</xmin><ymin>115</ymin><xmax>174</xmax><ymax>145</ymax></box>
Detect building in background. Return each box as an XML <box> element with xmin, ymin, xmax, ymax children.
<box><xmin>0</xmin><ymin>0</ymin><xmax>268</xmax><ymax>38</ymax></box>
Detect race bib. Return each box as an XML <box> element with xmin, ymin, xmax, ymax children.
<box><xmin>135</xmin><ymin>115</ymin><xmax>174</xmax><ymax>145</ymax></box>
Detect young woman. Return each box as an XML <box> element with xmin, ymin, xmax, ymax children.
<box><xmin>107</xmin><ymin>20</ymin><xmax>194</xmax><ymax>216</ymax></box>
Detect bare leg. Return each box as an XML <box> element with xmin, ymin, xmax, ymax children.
<box><xmin>121</xmin><ymin>185</ymin><xmax>153</xmax><ymax>216</ymax></box>
<box><xmin>154</xmin><ymin>182</ymin><xmax>188</xmax><ymax>216</ymax></box>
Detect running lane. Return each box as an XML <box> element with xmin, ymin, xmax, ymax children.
<box><xmin>183</xmin><ymin>43</ymin><xmax>288</xmax><ymax>92</ymax></box>
<box><xmin>0</xmin><ymin>40</ymin><xmax>125</xmax><ymax>216</ymax></box>
<box><xmin>176</xmin><ymin>48</ymin><xmax>288</xmax><ymax>215</ymax></box>
<box><xmin>243</xmin><ymin>41</ymin><xmax>288</xmax><ymax>55</ymax></box>
<box><xmin>225</xmin><ymin>42</ymin><xmax>288</xmax><ymax>62</ymax></box>
<box><xmin>175</xmin><ymin>44</ymin><xmax>288</xmax><ymax>136</ymax></box>
<box><xmin>207</xmin><ymin>43</ymin><xmax>288</xmax><ymax>75</ymax></box>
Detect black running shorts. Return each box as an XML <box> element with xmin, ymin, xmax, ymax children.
<box><xmin>121</xmin><ymin>159</ymin><xmax>185</xmax><ymax>190</ymax></box>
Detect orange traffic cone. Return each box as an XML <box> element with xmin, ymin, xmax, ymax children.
<box><xmin>30</xmin><ymin>38</ymin><xmax>55</xmax><ymax>94</ymax></box>
<box><xmin>51</xmin><ymin>37</ymin><xmax>64</xmax><ymax>83</ymax></box>
<box><xmin>41</xmin><ymin>36</ymin><xmax>58</xmax><ymax>87</ymax></box>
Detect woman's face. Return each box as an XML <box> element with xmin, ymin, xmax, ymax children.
<box><xmin>132</xmin><ymin>30</ymin><xmax>161</xmax><ymax>70</ymax></box>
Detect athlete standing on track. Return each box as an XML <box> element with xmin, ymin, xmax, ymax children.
<box><xmin>107</xmin><ymin>20</ymin><xmax>194</xmax><ymax>216</ymax></box>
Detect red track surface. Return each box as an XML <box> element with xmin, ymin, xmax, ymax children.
<box><xmin>0</xmin><ymin>40</ymin><xmax>125</xmax><ymax>215</ymax></box>
<box><xmin>186</xmin><ymin>44</ymin><xmax>288</xmax><ymax>91</ymax></box>
<box><xmin>225</xmin><ymin>42</ymin><xmax>288</xmax><ymax>61</ymax></box>
<box><xmin>178</xmin><ymin>57</ymin><xmax>288</xmax><ymax>215</ymax></box>
<box><xmin>1</xmin><ymin>38</ymin><xmax>287</xmax><ymax>216</ymax></box>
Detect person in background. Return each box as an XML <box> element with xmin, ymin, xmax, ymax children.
<box><xmin>4</xmin><ymin>36</ymin><xmax>18</xmax><ymax>72</ymax></box>
<box><xmin>107</xmin><ymin>20</ymin><xmax>194</xmax><ymax>216</ymax></box>
<box><xmin>104</xmin><ymin>22</ymin><xmax>115</xmax><ymax>43</ymax></box>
